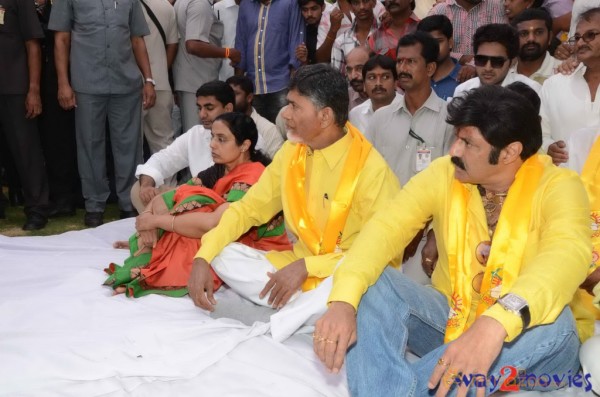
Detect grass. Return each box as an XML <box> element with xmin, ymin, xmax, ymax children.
<box><xmin>0</xmin><ymin>202</ymin><xmax>121</xmax><ymax>237</ymax></box>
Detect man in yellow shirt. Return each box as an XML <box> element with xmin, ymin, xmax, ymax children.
<box><xmin>313</xmin><ymin>85</ymin><xmax>592</xmax><ymax>395</ymax></box>
<box><xmin>187</xmin><ymin>64</ymin><xmax>400</xmax><ymax>330</ymax></box>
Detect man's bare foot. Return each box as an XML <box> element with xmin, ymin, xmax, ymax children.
<box><xmin>113</xmin><ymin>241</ymin><xmax>130</xmax><ymax>249</ymax></box>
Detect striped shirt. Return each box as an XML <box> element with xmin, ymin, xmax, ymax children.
<box><xmin>331</xmin><ymin>17</ymin><xmax>380</xmax><ymax>72</ymax></box>
<box><xmin>234</xmin><ymin>0</ymin><xmax>304</xmax><ymax>94</ymax></box>
<box><xmin>428</xmin><ymin>0</ymin><xmax>507</xmax><ymax>59</ymax></box>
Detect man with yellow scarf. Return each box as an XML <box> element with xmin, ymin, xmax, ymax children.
<box><xmin>186</xmin><ymin>64</ymin><xmax>400</xmax><ymax>330</ymax></box>
<box><xmin>313</xmin><ymin>85</ymin><xmax>592</xmax><ymax>396</ymax></box>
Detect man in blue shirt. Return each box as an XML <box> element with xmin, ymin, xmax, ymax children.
<box><xmin>234</xmin><ymin>0</ymin><xmax>304</xmax><ymax>123</ymax></box>
<box><xmin>417</xmin><ymin>15</ymin><xmax>462</xmax><ymax>101</ymax></box>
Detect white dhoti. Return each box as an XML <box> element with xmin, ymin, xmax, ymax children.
<box><xmin>211</xmin><ymin>243</ymin><xmax>334</xmax><ymax>342</ymax></box>
<box><xmin>580</xmin><ymin>334</ymin><xmax>600</xmax><ymax>394</ymax></box>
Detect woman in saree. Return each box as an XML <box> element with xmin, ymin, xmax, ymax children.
<box><xmin>104</xmin><ymin>112</ymin><xmax>291</xmax><ymax>297</ymax></box>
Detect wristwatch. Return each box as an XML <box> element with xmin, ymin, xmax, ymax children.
<box><xmin>144</xmin><ymin>78</ymin><xmax>156</xmax><ymax>86</ymax></box>
<box><xmin>497</xmin><ymin>293</ymin><xmax>530</xmax><ymax>329</ymax></box>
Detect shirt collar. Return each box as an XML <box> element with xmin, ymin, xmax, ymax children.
<box><xmin>395</xmin><ymin>89</ymin><xmax>443</xmax><ymax>114</ymax></box>
<box><xmin>311</xmin><ymin>129</ymin><xmax>353</xmax><ymax>170</ymax></box>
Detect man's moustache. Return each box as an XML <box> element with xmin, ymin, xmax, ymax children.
<box><xmin>451</xmin><ymin>156</ymin><xmax>466</xmax><ymax>171</ymax></box>
<box><xmin>398</xmin><ymin>73</ymin><xmax>412</xmax><ymax>79</ymax></box>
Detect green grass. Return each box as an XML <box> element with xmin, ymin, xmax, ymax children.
<box><xmin>0</xmin><ymin>203</ymin><xmax>121</xmax><ymax>237</ymax></box>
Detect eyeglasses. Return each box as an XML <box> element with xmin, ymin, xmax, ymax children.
<box><xmin>473</xmin><ymin>55</ymin><xmax>508</xmax><ymax>69</ymax></box>
<box><xmin>568</xmin><ymin>30</ymin><xmax>600</xmax><ymax>46</ymax></box>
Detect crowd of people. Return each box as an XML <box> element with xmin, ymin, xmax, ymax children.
<box><xmin>2</xmin><ymin>0</ymin><xmax>600</xmax><ymax>394</ymax></box>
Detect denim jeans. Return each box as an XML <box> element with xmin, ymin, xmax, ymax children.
<box><xmin>346</xmin><ymin>267</ymin><xmax>582</xmax><ymax>396</ymax></box>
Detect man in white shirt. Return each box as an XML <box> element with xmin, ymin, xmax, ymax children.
<box><xmin>345</xmin><ymin>46</ymin><xmax>371</xmax><ymax>111</ymax></box>
<box><xmin>131</xmin><ymin>81</ymin><xmax>234</xmax><ymax>212</ymax></box>
<box><xmin>510</xmin><ymin>8</ymin><xmax>561</xmax><ymax>85</ymax></box>
<box><xmin>349</xmin><ymin>54</ymin><xmax>402</xmax><ymax>135</ymax></box>
<box><xmin>541</xmin><ymin>7</ymin><xmax>600</xmax><ymax>165</ymax></box>
<box><xmin>140</xmin><ymin>0</ymin><xmax>179</xmax><ymax>155</ymax></box>
<box><xmin>226</xmin><ymin>75</ymin><xmax>284</xmax><ymax>158</ymax></box>
<box><xmin>214</xmin><ymin>0</ymin><xmax>239</xmax><ymax>80</ymax></box>
<box><xmin>454</xmin><ymin>23</ymin><xmax>541</xmax><ymax>97</ymax></box>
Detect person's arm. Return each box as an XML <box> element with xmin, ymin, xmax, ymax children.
<box><xmin>315</xmin><ymin>8</ymin><xmax>343</xmax><ymax>63</ymax></box>
<box><xmin>166</xmin><ymin>43</ymin><xmax>178</xmax><ymax>69</ymax></box>
<box><xmin>24</xmin><ymin>39</ymin><xmax>42</xmax><ymax>119</ymax></box>
<box><xmin>131</xmin><ymin>36</ymin><xmax>156</xmax><ymax>109</ymax></box>
<box><xmin>54</xmin><ymin>31</ymin><xmax>76</xmax><ymax>110</ymax></box>
<box><xmin>136</xmin><ymin>131</ymin><xmax>195</xmax><ymax>187</ymax></box>
<box><xmin>552</xmin><ymin>12</ymin><xmax>571</xmax><ymax>37</ymax></box>
<box><xmin>137</xmin><ymin>203</ymin><xmax>229</xmax><ymax>238</ymax></box>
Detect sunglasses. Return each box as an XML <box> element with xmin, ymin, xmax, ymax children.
<box><xmin>568</xmin><ymin>30</ymin><xmax>600</xmax><ymax>46</ymax></box>
<box><xmin>474</xmin><ymin>55</ymin><xmax>508</xmax><ymax>69</ymax></box>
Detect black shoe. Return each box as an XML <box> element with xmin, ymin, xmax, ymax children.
<box><xmin>48</xmin><ymin>204</ymin><xmax>76</xmax><ymax>218</ymax></box>
<box><xmin>22</xmin><ymin>213</ymin><xmax>48</xmax><ymax>231</ymax></box>
<box><xmin>119</xmin><ymin>210</ymin><xmax>138</xmax><ymax>219</ymax></box>
<box><xmin>84</xmin><ymin>211</ymin><xmax>104</xmax><ymax>227</ymax></box>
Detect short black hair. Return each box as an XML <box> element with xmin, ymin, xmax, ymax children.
<box><xmin>417</xmin><ymin>14</ymin><xmax>453</xmax><ymax>39</ymax></box>
<box><xmin>362</xmin><ymin>54</ymin><xmax>398</xmax><ymax>80</ymax></box>
<box><xmin>226</xmin><ymin>75</ymin><xmax>254</xmax><ymax>96</ymax></box>
<box><xmin>196</xmin><ymin>80</ymin><xmax>235</xmax><ymax>107</ymax></box>
<box><xmin>396</xmin><ymin>31</ymin><xmax>439</xmax><ymax>64</ymax></box>
<box><xmin>447</xmin><ymin>85</ymin><xmax>541</xmax><ymax>163</ymax></box>
<box><xmin>298</xmin><ymin>0</ymin><xmax>325</xmax><ymax>7</ymax></box>
<box><xmin>511</xmin><ymin>8</ymin><xmax>553</xmax><ymax>33</ymax></box>
<box><xmin>288</xmin><ymin>64</ymin><xmax>349</xmax><ymax>127</ymax></box>
<box><xmin>473</xmin><ymin>23</ymin><xmax>520</xmax><ymax>60</ymax></box>
<box><xmin>505</xmin><ymin>81</ymin><xmax>540</xmax><ymax>114</ymax></box>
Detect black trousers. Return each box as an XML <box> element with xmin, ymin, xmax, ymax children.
<box><xmin>38</xmin><ymin>52</ymin><xmax>80</xmax><ymax>207</ymax></box>
<box><xmin>0</xmin><ymin>94</ymin><xmax>49</xmax><ymax>216</ymax></box>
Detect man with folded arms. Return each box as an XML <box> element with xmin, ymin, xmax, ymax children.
<box><xmin>187</xmin><ymin>64</ymin><xmax>399</xmax><ymax>321</ymax></box>
<box><xmin>313</xmin><ymin>85</ymin><xmax>592</xmax><ymax>396</ymax></box>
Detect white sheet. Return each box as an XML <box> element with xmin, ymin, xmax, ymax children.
<box><xmin>0</xmin><ymin>219</ymin><xmax>596</xmax><ymax>396</ymax></box>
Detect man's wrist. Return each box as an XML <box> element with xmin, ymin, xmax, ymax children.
<box><xmin>139</xmin><ymin>175</ymin><xmax>156</xmax><ymax>188</ymax></box>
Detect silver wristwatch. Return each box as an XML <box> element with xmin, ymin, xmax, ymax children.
<box><xmin>497</xmin><ymin>293</ymin><xmax>531</xmax><ymax>329</ymax></box>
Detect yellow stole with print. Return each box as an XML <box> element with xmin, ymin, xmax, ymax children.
<box><xmin>581</xmin><ymin>134</ymin><xmax>600</xmax><ymax>272</ymax></box>
<box><xmin>444</xmin><ymin>155</ymin><xmax>544</xmax><ymax>342</ymax></box>
<box><xmin>580</xmin><ymin>134</ymin><xmax>600</xmax><ymax>320</ymax></box>
<box><xmin>285</xmin><ymin>122</ymin><xmax>372</xmax><ymax>291</ymax></box>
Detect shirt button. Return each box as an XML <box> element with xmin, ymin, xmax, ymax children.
<box><xmin>405</xmin><ymin>145</ymin><xmax>410</xmax><ymax>150</ymax></box>
<box><xmin>258</xmin><ymin>55</ymin><xmax>261</xmax><ymax>58</ymax></box>
<box><xmin>258</xmin><ymin>69</ymin><xmax>261</xmax><ymax>71</ymax></box>
<box><xmin>107</xmin><ymin>45</ymin><xmax>110</xmax><ymax>48</ymax></box>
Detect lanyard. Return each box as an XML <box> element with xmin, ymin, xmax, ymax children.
<box><xmin>409</xmin><ymin>129</ymin><xmax>425</xmax><ymax>145</ymax></box>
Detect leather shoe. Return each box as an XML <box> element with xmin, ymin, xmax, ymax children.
<box><xmin>22</xmin><ymin>213</ymin><xmax>48</xmax><ymax>231</ymax></box>
<box><xmin>119</xmin><ymin>210</ymin><xmax>138</xmax><ymax>219</ymax></box>
<box><xmin>84</xmin><ymin>211</ymin><xmax>104</xmax><ymax>227</ymax></box>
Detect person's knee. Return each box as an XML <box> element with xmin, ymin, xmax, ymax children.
<box><xmin>130</xmin><ymin>181</ymin><xmax>145</xmax><ymax>213</ymax></box>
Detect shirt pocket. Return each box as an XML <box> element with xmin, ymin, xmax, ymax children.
<box><xmin>72</xmin><ymin>0</ymin><xmax>103</xmax><ymax>27</ymax></box>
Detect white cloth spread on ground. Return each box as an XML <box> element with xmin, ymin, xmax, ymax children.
<box><xmin>0</xmin><ymin>219</ymin><xmax>596</xmax><ymax>396</ymax></box>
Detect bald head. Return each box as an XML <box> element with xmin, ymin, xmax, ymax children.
<box><xmin>345</xmin><ymin>46</ymin><xmax>371</xmax><ymax>93</ymax></box>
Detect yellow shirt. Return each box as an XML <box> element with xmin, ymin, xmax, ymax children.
<box><xmin>195</xmin><ymin>131</ymin><xmax>401</xmax><ymax>280</ymax></box>
<box><xmin>331</xmin><ymin>156</ymin><xmax>593</xmax><ymax>342</ymax></box>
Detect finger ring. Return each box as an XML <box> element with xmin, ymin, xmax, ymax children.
<box><xmin>424</xmin><ymin>258</ymin><xmax>433</xmax><ymax>263</ymax></box>
<box><xmin>325</xmin><ymin>339</ymin><xmax>337</xmax><ymax>344</ymax></box>
<box><xmin>437</xmin><ymin>358</ymin><xmax>450</xmax><ymax>367</ymax></box>
<box><xmin>312</xmin><ymin>333</ymin><xmax>325</xmax><ymax>342</ymax></box>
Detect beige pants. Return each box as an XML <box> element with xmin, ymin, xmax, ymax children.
<box><xmin>142</xmin><ymin>90</ymin><xmax>175</xmax><ymax>155</ymax></box>
<box><xmin>130</xmin><ymin>181</ymin><xmax>175</xmax><ymax>213</ymax></box>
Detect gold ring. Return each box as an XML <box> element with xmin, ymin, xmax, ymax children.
<box><xmin>325</xmin><ymin>339</ymin><xmax>337</xmax><ymax>344</ymax></box>
<box><xmin>437</xmin><ymin>358</ymin><xmax>450</xmax><ymax>367</ymax></box>
<box><xmin>424</xmin><ymin>258</ymin><xmax>433</xmax><ymax>263</ymax></box>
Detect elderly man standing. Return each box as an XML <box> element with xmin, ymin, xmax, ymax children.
<box><xmin>50</xmin><ymin>0</ymin><xmax>156</xmax><ymax>227</ymax></box>
<box><xmin>313</xmin><ymin>85</ymin><xmax>592</xmax><ymax>395</ymax></box>
<box><xmin>187</xmin><ymin>65</ymin><xmax>400</xmax><ymax>326</ymax></box>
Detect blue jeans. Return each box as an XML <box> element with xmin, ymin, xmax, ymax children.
<box><xmin>346</xmin><ymin>267</ymin><xmax>581</xmax><ymax>396</ymax></box>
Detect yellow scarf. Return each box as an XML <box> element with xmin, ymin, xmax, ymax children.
<box><xmin>444</xmin><ymin>155</ymin><xmax>544</xmax><ymax>342</ymax></box>
<box><xmin>285</xmin><ymin>123</ymin><xmax>372</xmax><ymax>290</ymax></box>
<box><xmin>581</xmin><ymin>134</ymin><xmax>600</xmax><ymax>272</ymax></box>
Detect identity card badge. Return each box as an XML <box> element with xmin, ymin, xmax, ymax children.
<box><xmin>416</xmin><ymin>146</ymin><xmax>432</xmax><ymax>172</ymax></box>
